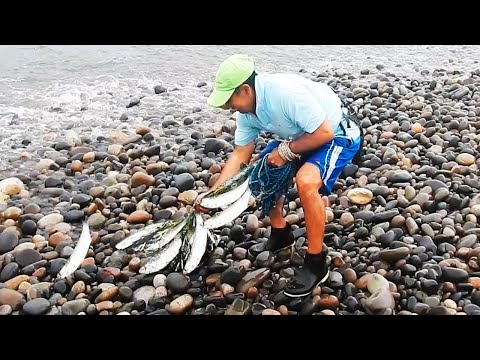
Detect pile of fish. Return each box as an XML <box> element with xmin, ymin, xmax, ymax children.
<box><xmin>57</xmin><ymin>152</ymin><xmax>293</xmax><ymax>278</ymax></box>
<box><xmin>115</xmin><ymin>164</ymin><xmax>255</xmax><ymax>275</ymax></box>
<box><xmin>115</xmin><ymin>211</ymin><xmax>218</xmax><ymax>275</ymax></box>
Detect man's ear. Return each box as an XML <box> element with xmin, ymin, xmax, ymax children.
<box><xmin>241</xmin><ymin>84</ymin><xmax>251</xmax><ymax>95</ymax></box>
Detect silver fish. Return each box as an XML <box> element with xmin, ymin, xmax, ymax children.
<box><xmin>203</xmin><ymin>188</ymin><xmax>252</xmax><ymax>230</ymax></box>
<box><xmin>200</xmin><ymin>179</ymin><xmax>250</xmax><ymax>209</ymax></box>
<box><xmin>115</xmin><ymin>219</ymin><xmax>186</xmax><ymax>252</ymax></box>
<box><xmin>200</xmin><ymin>164</ymin><xmax>251</xmax><ymax>206</ymax></box>
<box><xmin>182</xmin><ymin>213</ymin><xmax>209</xmax><ymax>274</ymax></box>
<box><xmin>115</xmin><ymin>222</ymin><xmax>166</xmax><ymax>250</ymax></box>
<box><xmin>139</xmin><ymin>233</ymin><xmax>184</xmax><ymax>274</ymax></box>
<box><xmin>58</xmin><ymin>221</ymin><xmax>92</xmax><ymax>279</ymax></box>
<box><xmin>138</xmin><ymin>219</ymin><xmax>188</xmax><ymax>254</ymax></box>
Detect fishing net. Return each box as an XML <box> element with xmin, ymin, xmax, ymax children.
<box><xmin>248</xmin><ymin>141</ymin><xmax>296</xmax><ymax>215</ymax></box>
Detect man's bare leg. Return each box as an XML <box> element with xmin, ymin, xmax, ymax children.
<box><xmin>284</xmin><ymin>162</ymin><xmax>329</xmax><ymax>297</ymax></box>
<box><xmin>295</xmin><ymin>163</ymin><xmax>325</xmax><ymax>255</ymax></box>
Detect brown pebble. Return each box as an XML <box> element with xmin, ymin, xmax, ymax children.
<box><xmin>136</xmin><ymin>126</ymin><xmax>151</xmax><ymax>136</ymax></box>
<box><xmin>209</xmin><ymin>164</ymin><xmax>222</xmax><ymax>174</ymax></box>
<box><xmin>443</xmin><ymin>282</ymin><xmax>456</xmax><ymax>293</ymax></box>
<box><xmin>95</xmin><ymin>287</ymin><xmax>119</xmax><ymax>303</ymax></box>
<box><xmin>126</xmin><ymin>210</ymin><xmax>150</xmax><ymax>223</ymax></box>
<box><xmin>5</xmin><ymin>275</ymin><xmax>30</xmax><ymax>290</ymax></box>
<box><xmin>131</xmin><ymin>172</ymin><xmax>155</xmax><ymax>188</ymax></box>
<box><xmin>206</xmin><ymin>273</ymin><xmax>221</xmax><ymax>287</ymax></box>
<box><xmin>343</xmin><ymin>268</ymin><xmax>357</xmax><ymax>284</ymax></box>
<box><xmin>32</xmin><ymin>268</ymin><xmax>47</xmax><ymax>278</ymax></box>
<box><xmin>169</xmin><ymin>294</ymin><xmax>193</xmax><ymax>315</ymax></box>
<box><xmin>87</xmin><ymin>204</ymin><xmax>98</xmax><ymax>216</ymax></box>
<box><xmin>469</xmin><ymin>277</ymin><xmax>480</xmax><ymax>289</ymax></box>
<box><xmin>411</xmin><ymin>123</ymin><xmax>423</xmax><ymax>133</ymax></box>
<box><xmin>208</xmin><ymin>174</ymin><xmax>221</xmax><ymax>188</ymax></box>
<box><xmin>128</xmin><ymin>257</ymin><xmax>141</xmax><ymax>272</ymax></box>
<box><xmin>317</xmin><ymin>295</ymin><xmax>339</xmax><ymax>310</ymax></box>
<box><xmin>247</xmin><ymin>287</ymin><xmax>259</xmax><ymax>300</ymax></box>
<box><xmin>210</xmin><ymin>290</ymin><xmax>223</xmax><ymax>298</ymax></box>
<box><xmin>48</xmin><ymin>232</ymin><xmax>66</xmax><ymax>247</ymax></box>
<box><xmin>71</xmin><ymin>160</ymin><xmax>83</xmax><ymax>173</ymax></box>
<box><xmin>468</xmin><ymin>259</ymin><xmax>479</xmax><ymax>271</ymax></box>
<box><xmin>377</xmin><ymin>269</ymin><xmax>388</xmax><ymax>277</ymax></box>
<box><xmin>456</xmin><ymin>247</ymin><xmax>471</xmax><ymax>258</ymax></box>
<box><xmin>81</xmin><ymin>257</ymin><xmax>96</xmax><ymax>268</ymax></box>
<box><xmin>83</xmin><ymin>152</ymin><xmax>95</xmax><ymax>163</ymax></box>
<box><xmin>96</xmin><ymin>301</ymin><xmax>114</xmax><ymax>312</ymax></box>
<box><xmin>332</xmin><ymin>256</ymin><xmax>345</xmax><ymax>268</ymax></box>
<box><xmin>278</xmin><ymin>305</ymin><xmax>289</xmax><ymax>315</ymax></box>
<box><xmin>321</xmin><ymin>309</ymin><xmax>336</xmax><ymax>315</ymax></box>
<box><xmin>355</xmin><ymin>274</ymin><xmax>369</xmax><ymax>290</ymax></box>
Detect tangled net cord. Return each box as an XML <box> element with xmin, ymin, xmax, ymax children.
<box><xmin>248</xmin><ymin>142</ymin><xmax>296</xmax><ymax>215</ymax></box>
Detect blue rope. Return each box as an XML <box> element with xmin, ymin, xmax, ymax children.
<box><xmin>248</xmin><ymin>140</ymin><xmax>295</xmax><ymax>215</ymax></box>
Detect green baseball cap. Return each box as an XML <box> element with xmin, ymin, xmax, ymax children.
<box><xmin>207</xmin><ymin>54</ymin><xmax>255</xmax><ymax>107</ymax></box>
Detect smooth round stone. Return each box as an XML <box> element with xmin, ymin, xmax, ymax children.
<box><xmin>153</xmin><ymin>274</ymin><xmax>166</xmax><ymax>288</ymax></box>
<box><xmin>0</xmin><ymin>231</ymin><xmax>19</xmax><ymax>254</ymax></box>
<box><xmin>0</xmin><ymin>304</ymin><xmax>13</xmax><ymax>315</ymax></box>
<box><xmin>367</xmin><ymin>273</ymin><xmax>390</xmax><ymax>293</ymax></box>
<box><xmin>444</xmin><ymin>299</ymin><xmax>457</xmax><ymax>310</ymax></box>
<box><xmin>343</xmin><ymin>268</ymin><xmax>357</xmax><ymax>284</ymax></box>
<box><xmin>22</xmin><ymin>298</ymin><xmax>51</xmax><ymax>315</ymax></box>
<box><xmin>347</xmin><ymin>188</ymin><xmax>373</xmax><ymax>204</ymax></box>
<box><xmin>165</xmin><ymin>273</ymin><xmax>190</xmax><ymax>294</ymax></box>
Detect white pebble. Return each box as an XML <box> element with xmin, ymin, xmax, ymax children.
<box><xmin>403</xmin><ymin>237</ymin><xmax>415</xmax><ymax>244</ymax></box>
<box><xmin>446</xmin><ymin>308</ymin><xmax>457</xmax><ymax>315</ymax></box>
<box><xmin>444</xmin><ymin>299</ymin><xmax>457</xmax><ymax>309</ymax></box>
<box><xmin>321</xmin><ymin>310</ymin><xmax>336</xmax><ymax>315</ymax></box>
<box><xmin>153</xmin><ymin>274</ymin><xmax>166</xmax><ymax>288</ymax></box>
<box><xmin>367</xmin><ymin>273</ymin><xmax>390</xmax><ymax>293</ymax></box>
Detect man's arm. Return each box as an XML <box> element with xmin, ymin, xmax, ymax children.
<box><xmin>266</xmin><ymin>120</ymin><xmax>334</xmax><ymax>168</ymax></box>
<box><xmin>265</xmin><ymin>85</ymin><xmax>336</xmax><ymax>167</ymax></box>
<box><xmin>289</xmin><ymin>119</ymin><xmax>334</xmax><ymax>155</ymax></box>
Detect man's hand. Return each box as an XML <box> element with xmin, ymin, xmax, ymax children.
<box><xmin>267</xmin><ymin>149</ymin><xmax>288</xmax><ymax>168</ymax></box>
<box><xmin>249</xmin><ymin>153</ymin><xmax>260</xmax><ymax>164</ymax></box>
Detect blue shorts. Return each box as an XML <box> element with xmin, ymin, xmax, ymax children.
<box><xmin>258</xmin><ymin>137</ymin><xmax>361</xmax><ymax>195</ymax></box>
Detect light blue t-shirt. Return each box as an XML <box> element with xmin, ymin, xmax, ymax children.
<box><xmin>234</xmin><ymin>73</ymin><xmax>360</xmax><ymax>146</ymax></box>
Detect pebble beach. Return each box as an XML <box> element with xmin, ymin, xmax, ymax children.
<box><xmin>1</xmin><ymin>45</ymin><xmax>480</xmax><ymax>315</ymax></box>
